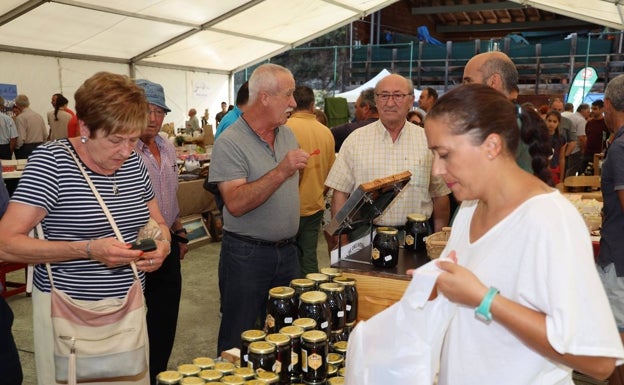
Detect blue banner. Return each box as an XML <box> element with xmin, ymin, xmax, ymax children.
<box><xmin>566</xmin><ymin>67</ymin><xmax>598</xmax><ymax>111</ymax></box>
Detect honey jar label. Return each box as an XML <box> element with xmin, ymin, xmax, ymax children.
<box><xmin>302</xmin><ymin>349</ymin><xmax>308</xmax><ymax>371</ymax></box>
<box><xmin>308</xmin><ymin>353</ymin><xmax>323</xmax><ymax>370</ymax></box>
<box><xmin>290</xmin><ymin>352</ymin><xmax>298</xmax><ymax>367</ymax></box>
<box><xmin>371</xmin><ymin>248</ymin><xmax>380</xmax><ymax>260</ymax></box>
<box><xmin>274</xmin><ymin>361</ymin><xmax>281</xmax><ymax>373</ymax></box>
<box><xmin>384</xmin><ymin>254</ymin><xmax>393</xmax><ymax>262</ymax></box>
<box><xmin>265</xmin><ymin>314</ymin><xmax>275</xmax><ymax>329</ymax></box>
<box><xmin>405</xmin><ymin>235</ymin><xmax>414</xmax><ymax>245</ymax></box>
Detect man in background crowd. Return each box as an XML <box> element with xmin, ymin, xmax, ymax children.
<box><xmin>208</xmin><ymin>64</ymin><xmax>308</xmax><ymax>354</ymax></box>
<box><xmin>287</xmin><ymin>85</ymin><xmax>335</xmax><ymax>275</ymax></box>
<box><xmin>186</xmin><ymin>108</ymin><xmax>201</xmax><ymax>136</ymax></box>
<box><xmin>417</xmin><ymin>86</ymin><xmax>438</xmax><ymax>114</ymax></box>
<box><xmin>214</xmin><ymin>82</ymin><xmax>249</xmax><ymax>139</ymax></box>
<box><xmin>215</xmin><ymin>101</ymin><xmax>228</xmax><ymax>127</ymax></box>
<box><xmin>136</xmin><ymin>79</ymin><xmax>189</xmax><ymax>385</ymax></box>
<box><xmin>13</xmin><ymin>94</ymin><xmax>46</xmax><ymax>160</ymax></box>
<box><xmin>0</xmin><ymin>97</ymin><xmax>17</xmax><ymax>160</ymax></box>
<box><xmin>331</xmin><ymin>88</ymin><xmax>378</xmax><ymax>152</ymax></box>
<box><xmin>562</xmin><ymin>103</ymin><xmax>588</xmax><ymax>176</ymax></box>
<box><xmin>583</xmin><ymin>99</ymin><xmax>608</xmax><ymax>172</ymax></box>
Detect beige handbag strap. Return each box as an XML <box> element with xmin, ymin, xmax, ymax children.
<box><xmin>46</xmin><ymin>141</ymin><xmax>139</xmax><ymax>284</ymax></box>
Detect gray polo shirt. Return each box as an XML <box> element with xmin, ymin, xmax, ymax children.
<box><xmin>209</xmin><ymin>117</ymin><xmax>300</xmax><ymax>241</ymax></box>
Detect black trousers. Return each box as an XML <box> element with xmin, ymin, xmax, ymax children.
<box><xmin>145</xmin><ymin>235</ymin><xmax>182</xmax><ymax>385</ymax></box>
<box><xmin>0</xmin><ymin>144</ymin><xmax>12</xmax><ymax>160</ymax></box>
<box><xmin>0</xmin><ymin>296</ymin><xmax>23</xmax><ymax>385</ymax></box>
<box><xmin>15</xmin><ymin>142</ymin><xmax>42</xmax><ymax>160</ymax></box>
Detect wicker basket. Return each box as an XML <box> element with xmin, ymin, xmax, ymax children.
<box><xmin>425</xmin><ymin>227</ymin><xmax>451</xmax><ymax>259</ymax></box>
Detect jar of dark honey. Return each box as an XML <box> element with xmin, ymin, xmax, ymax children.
<box><xmin>319</xmin><ymin>282</ymin><xmax>346</xmax><ymax>331</ymax></box>
<box><xmin>371</xmin><ymin>227</ymin><xmax>399</xmax><ymax>268</ymax></box>
<box><xmin>404</xmin><ymin>213</ymin><xmax>431</xmax><ymax>252</ymax></box>
<box><xmin>241</xmin><ymin>330</ymin><xmax>267</xmax><ymax>367</ymax></box>
<box><xmin>305</xmin><ymin>273</ymin><xmax>330</xmax><ymax>290</ymax></box>
<box><xmin>290</xmin><ymin>278</ymin><xmax>315</xmax><ymax>308</ymax></box>
<box><xmin>292</xmin><ymin>317</ymin><xmax>316</xmax><ymax>331</ymax></box>
<box><xmin>279</xmin><ymin>325</ymin><xmax>304</xmax><ymax>382</ymax></box>
<box><xmin>320</xmin><ymin>267</ymin><xmax>341</xmax><ymax>281</ymax></box>
<box><xmin>301</xmin><ymin>330</ymin><xmax>328</xmax><ymax>384</ymax></box>
<box><xmin>221</xmin><ymin>374</ymin><xmax>246</xmax><ymax>385</ymax></box>
<box><xmin>266</xmin><ymin>286</ymin><xmax>296</xmax><ymax>334</ymax></box>
<box><xmin>298</xmin><ymin>291</ymin><xmax>332</xmax><ymax>334</ymax></box>
<box><xmin>157</xmin><ymin>370</ymin><xmax>183</xmax><ymax>384</ymax></box>
<box><xmin>333</xmin><ymin>276</ymin><xmax>358</xmax><ymax>324</ymax></box>
<box><xmin>248</xmin><ymin>341</ymin><xmax>277</xmax><ymax>373</ymax></box>
<box><xmin>265</xmin><ymin>333</ymin><xmax>291</xmax><ymax>385</ymax></box>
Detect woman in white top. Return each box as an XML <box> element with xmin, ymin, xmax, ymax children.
<box><xmin>425</xmin><ymin>84</ymin><xmax>624</xmax><ymax>384</ymax></box>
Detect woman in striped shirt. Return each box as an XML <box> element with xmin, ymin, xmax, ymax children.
<box><xmin>0</xmin><ymin>72</ymin><xmax>171</xmax><ymax>385</ymax></box>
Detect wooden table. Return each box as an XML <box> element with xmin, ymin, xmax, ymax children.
<box><xmin>331</xmin><ymin>245</ymin><xmax>431</xmax><ymax>321</ymax></box>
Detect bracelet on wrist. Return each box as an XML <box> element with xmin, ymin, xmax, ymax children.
<box><xmin>86</xmin><ymin>239</ymin><xmax>93</xmax><ymax>259</ymax></box>
<box><xmin>475</xmin><ymin>287</ymin><xmax>499</xmax><ymax>323</ymax></box>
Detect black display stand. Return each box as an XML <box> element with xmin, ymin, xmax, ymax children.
<box><xmin>324</xmin><ymin>171</ymin><xmax>411</xmax><ymax>261</ymax></box>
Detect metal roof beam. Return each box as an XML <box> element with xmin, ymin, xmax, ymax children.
<box><xmin>436</xmin><ymin>18</ymin><xmax>595</xmax><ymax>33</ymax></box>
<box><xmin>411</xmin><ymin>1</ymin><xmax>523</xmax><ymax>15</ymax></box>
<box><xmin>0</xmin><ymin>0</ymin><xmax>46</xmax><ymax>27</ymax></box>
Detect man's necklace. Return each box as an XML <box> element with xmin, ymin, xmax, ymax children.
<box><xmin>105</xmin><ymin>172</ymin><xmax>119</xmax><ymax>195</ymax></box>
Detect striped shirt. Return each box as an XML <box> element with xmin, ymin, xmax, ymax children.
<box><xmin>136</xmin><ymin>135</ymin><xmax>180</xmax><ymax>228</ymax></box>
<box><xmin>11</xmin><ymin>139</ymin><xmax>155</xmax><ymax>300</ymax></box>
<box><xmin>325</xmin><ymin>120</ymin><xmax>450</xmax><ymax>226</ymax></box>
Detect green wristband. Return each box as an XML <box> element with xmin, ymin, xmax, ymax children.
<box><xmin>475</xmin><ymin>287</ymin><xmax>499</xmax><ymax>323</ymax></box>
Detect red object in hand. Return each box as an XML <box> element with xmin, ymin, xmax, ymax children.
<box><xmin>310</xmin><ymin>149</ymin><xmax>320</xmax><ymax>156</ymax></box>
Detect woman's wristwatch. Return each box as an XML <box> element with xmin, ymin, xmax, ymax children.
<box><xmin>174</xmin><ymin>228</ymin><xmax>187</xmax><ymax>236</ymax></box>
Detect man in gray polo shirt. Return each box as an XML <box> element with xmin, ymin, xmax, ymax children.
<box><xmin>208</xmin><ymin>63</ymin><xmax>309</xmax><ymax>354</ymax></box>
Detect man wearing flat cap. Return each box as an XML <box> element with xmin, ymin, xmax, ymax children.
<box><xmin>135</xmin><ymin>79</ymin><xmax>188</xmax><ymax>385</ymax></box>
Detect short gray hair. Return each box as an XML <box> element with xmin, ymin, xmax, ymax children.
<box><xmin>15</xmin><ymin>94</ymin><xmax>30</xmax><ymax>108</ymax></box>
<box><xmin>605</xmin><ymin>74</ymin><xmax>624</xmax><ymax>112</ymax></box>
<box><xmin>359</xmin><ymin>88</ymin><xmax>377</xmax><ymax>113</ymax></box>
<box><xmin>248</xmin><ymin>63</ymin><xmax>293</xmax><ymax>105</ymax></box>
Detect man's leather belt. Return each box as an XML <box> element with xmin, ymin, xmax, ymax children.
<box><xmin>224</xmin><ymin>231</ymin><xmax>295</xmax><ymax>247</ymax></box>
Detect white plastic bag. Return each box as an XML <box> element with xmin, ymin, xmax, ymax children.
<box><xmin>345</xmin><ymin>260</ymin><xmax>457</xmax><ymax>385</ymax></box>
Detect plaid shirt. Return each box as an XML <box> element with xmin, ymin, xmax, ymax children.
<box><xmin>136</xmin><ymin>135</ymin><xmax>180</xmax><ymax>228</ymax></box>
<box><xmin>325</xmin><ymin>120</ymin><xmax>449</xmax><ymax>226</ymax></box>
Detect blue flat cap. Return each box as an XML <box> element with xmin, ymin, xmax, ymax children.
<box><xmin>135</xmin><ymin>79</ymin><xmax>171</xmax><ymax>113</ymax></box>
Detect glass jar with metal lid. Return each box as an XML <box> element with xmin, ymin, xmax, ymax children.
<box><xmin>177</xmin><ymin>364</ymin><xmax>201</xmax><ymax>377</ymax></box>
<box><xmin>265</xmin><ymin>333</ymin><xmax>291</xmax><ymax>384</ymax></box>
<box><xmin>301</xmin><ymin>330</ymin><xmax>328</xmax><ymax>384</ymax></box>
<box><xmin>292</xmin><ymin>317</ymin><xmax>316</xmax><ymax>331</ymax></box>
<box><xmin>248</xmin><ymin>341</ymin><xmax>277</xmax><ymax>373</ymax></box>
<box><xmin>327</xmin><ymin>352</ymin><xmax>344</xmax><ymax>368</ymax></box>
<box><xmin>371</xmin><ymin>227</ymin><xmax>399</xmax><ymax>268</ymax></box>
<box><xmin>234</xmin><ymin>367</ymin><xmax>255</xmax><ymax>380</ymax></box>
<box><xmin>326</xmin><ymin>363</ymin><xmax>338</xmax><ymax>378</ymax></box>
<box><xmin>305</xmin><ymin>273</ymin><xmax>329</xmax><ymax>290</ymax></box>
<box><xmin>244</xmin><ymin>380</ymin><xmax>266</xmax><ymax>385</ymax></box>
<box><xmin>241</xmin><ymin>329</ymin><xmax>267</xmax><ymax>367</ymax></box>
<box><xmin>192</xmin><ymin>357</ymin><xmax>215</xmax><ymax>370</ymax></box>
<box><xmin>332</xmin><ymin>340</ymin><xmax>348</xmax><ymax>356</ymax></box>
<box><xmin>157</xmin><ymin>370</ymin><xmax>183</xmax><ymax>384</ymax></box>
<box><xmin>198</xmin><ymin>369</ymin><xmax>223</xmax><ymax>382</ymax></box>
<box><xmin>290</xmin><ymin>278</ymin><xmax>315</xmax><ymax>308</ymax></box>
<box><xmin>404</xmin><ymin>213</ymin><xmax>431</xmax><ymax>252</ymax></box>
<box><xmin>214</xmin><ymin>361</ymin><xmax>236</xmax><ymax>376</ymax></box>
<box><xmin>180</xmin><ymin>377</ymin><xmax>205</xmax><ymax>385</ymax></box>
<box><xmin>327</xmin><ymin>376</ymin><xmax>345</xmax><ymax>385</ymax></box>
<box><xmin>280</xmin><ymin>325</ymin><xmax>304</xmax><ymax>382</ymax></box>
<box><xmin>343</xmin><ymin>320</ymin><xmax>356</xmax><ymax>339</ymax></box>
<box><xmin>254</xmin><ymin>370</ymin><xmax>279</xmax><ymax>384</ymax></box>
<box><xmin>319</xmin><ymin>282</ymin><xmax>346</xmax><ymax>331</ymax></box>
<box><xmin>333</xmin><ymin>276</ymin><xmax>358</xmax><ymax>324</ymax></box>
<box><xmin>221</xmin><ymin>374</ymin><xmax>246</xmax><ymax>385</ymax></box>
<box><xmin>337</xmin><ymin>367</ymin><xmax>346</xmax><ymax>377</ymax></box>
<box><xmin>320</xmin><ymin>267</ymin><xmax>342</xmax><ymax>281</ymax></box>
<box><xmin>298</xmin><ymin>291</ymin><xmax>332</xmax><ymax>334</ymax></box>
<box><xmin>266</xmin><ymin>286</ymin><xmax>296</xmax><ymax>334</ymax></box>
